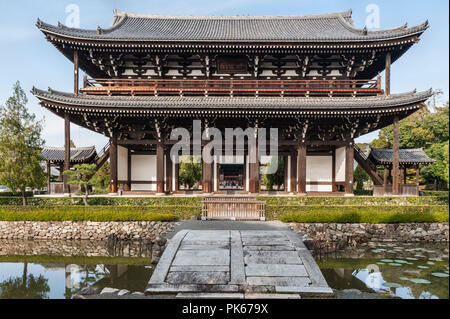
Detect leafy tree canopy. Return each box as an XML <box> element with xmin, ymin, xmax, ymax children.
<box><xmin>0</xmin><ymin>82</ymin><xmax>46</xmax><ymax>205</ymax></box>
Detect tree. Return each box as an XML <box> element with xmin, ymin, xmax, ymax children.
<box><xmin>63</xmin><ymin>164</ymin><xmax>97</xmax><ymax>206</ymax></box>
<box><xmin>91</xmin><ymin>161</ymin><xmax>110</xmax><ymax>189</ymax></box>
<box><xmin>179</xmin><ymin>156</ymin><xmax>202</xmax><ymax>190</ymax></box>
<box><xmin>263</xmin><ymin>157</ymin><xmax>285</xmax><ymax>191</ymax></box>
<box><xmin>354</xmin><ymin>165</ymin><xmax>370</xmax><ymax>191</ymax></box>
<box><xmin>0</xmin><ymin>81</ymin><xmax>46</xmax><ymax>205</ymax></box>
<box><xmin>444</xmin><ymin>141</ymin><xmax>449</xmax><ymax>189</ymax></box>
<box><xmin>0</xmin><ymin>273</ymin><xmax>50</xmax><ymax>299</ymax></box>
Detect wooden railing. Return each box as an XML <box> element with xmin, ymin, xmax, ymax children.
<box><xmin>81</xmin><ymin>78</ymin><xmax>383</xmax><ymax>97</ymax></box>
<box><xmin>202</xmin><ymin>196</ymin><xmax>266</xmax><ymax>221</ymax></box>
<box><xmin>373</xmin><ymin>184</ymin><xmax>419</xmax><ymax>196</ymax></box>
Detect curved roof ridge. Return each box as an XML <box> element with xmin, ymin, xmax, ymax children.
<box><xmin>112</xmin><ymin>8</ymin><xmax>353</xmax><ymax>21</ymax></box>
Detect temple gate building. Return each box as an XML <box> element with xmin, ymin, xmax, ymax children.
<box><xmin>33</xmin><ymin>9</ymin><xmax>433</xmax><ymax>196</ymax></box>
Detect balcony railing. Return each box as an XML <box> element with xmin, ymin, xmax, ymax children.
<box><xmin>81</xmin><ymin>77</ymin><xmax>383</xmax><ymax>97</ymax></box>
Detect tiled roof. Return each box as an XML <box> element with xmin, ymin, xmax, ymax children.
<box><xmin>36</xmin><ymin>9</ymin><xmax>428</xmax><ymax>43</ymax></box>
<box><xmin>369</xmin><ymin>148</ymin><xmax>436</xmax><ymax>165</ymax></box>
<box><xmin>42</xmin><ymin>146</ymin><xmax>97</xmax><ymax>163</ymax></box>
<box><xmin>32</xmin><ymin>88</ymin><xmax>432</xmax><ymax>111</ymax></box>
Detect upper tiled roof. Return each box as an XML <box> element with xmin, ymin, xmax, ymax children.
<box><xmin>32</xmin><ymin>88</ymin><xmax>432</xmax><ymax>111</ymax></box>
<box><xmin>369</xmin><ymin>148</ymin><xmax>436</xmax><ymax>165</ymax></box>
<box><xmin>37</xmin><ymin>9</ymin><xmax>428</xmax><ymax>43</ymax></box>
<box><xmin>42</xmin><ymin>146</ymin><xmax>97</xmax><ymax>163</ymax></box>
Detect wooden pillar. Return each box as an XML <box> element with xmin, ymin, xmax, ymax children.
<box><xmin>165</xmin><ymin>151</ymin><xmax>173</xmax><ymax>194</ymax></box>
<box><xmin>283</xmin><ymin>156</ymin><xmax>288</xmax><ymax>192</ymax></box>
<box><xmin>345</xmin><ymin>143</ymin><xmax>354</xmax><ymax>195</ymax></box>
<box><xmin>403</xmin><ymin>167</ymin><xmax>407</xmax><ymax>184</ymax></box>
<box><xmin>385</xmin><ymin>52</ymin><xmax>391</xmax><ymax>96</ymax></box>
<box><xmin>249</xmin><ymin>144</ymin><xmax>260</xmax><ymax>194</ymax></box>
<box><xmin>126</xmin><ymin>148</ymin><xmax>132</xmax><ymax>191</ymax></box>
<box><xmin>109</xmin><ymin>136</ymin><xmax>118</xmax><ymax>193</ymax></box>
<box><xmin>174</xmin><ymin>163</ymin><xmax>180</xmax><ymax>192</ymax></box>
<box><xmin>156</xmin><ymin>143</ymin><xmax>164</xmax><ymax>194</ymax></box>
<box><xmin>63</xmin><ymin>113</ymin><xmax>71</xmax><ymax>194</ymax></box>
<box><xmin>393</xmin><ymin>116</ymin><xmax>400</xmax><ymax>195</ymax></box>
<box><xmin>47</xmin><ymin>162</ymin><xmax>51</xmax><ymax>194</ymax></box>
<box><xmin>202</xmin><ymin>150</ymin><xmax>213</xmax><ymax>194</ymax></box>
<box><xmin>74</xmin><ymin>50</ymin><xmax>79</xmax><ymax>94</ymax></box>
<box><xmin>332</xmin><ymin>148</ymin><xmax>337</xmax><ymax>192</ymax></box>
<box><xmin>383</xmin><ymin>166</ymin><xmax>388</xmax><ymax>194</ymax></box>
<box><xmin>297</xmin><ymin>144</ymin><xmax>307</xmax><ymax>195</ymax></box>
<box><xmin>416</xmin><ymin>166</ymin><xmax>420</xmax><ymax>185</ymax></box>
<box><xmin>290</xmin><ymin>153</ymin><xmax>297</xmax><ymax>193</ymax></box>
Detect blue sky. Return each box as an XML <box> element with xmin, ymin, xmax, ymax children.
<box><xmin>0</xmin><ymin>0</ymin><xmax>448</xmax><ymax>150</ymax></box>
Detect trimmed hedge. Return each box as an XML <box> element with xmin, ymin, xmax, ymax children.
<box><xmin>0</xmin><ymin>195</ymin><xmax>447</xmax><ymax>207</ymax></box>
<box><xmin>277</xmin><ymin>205</ymin><xmax>449</xmax><ymax>224</ymax></box>
<box><xmin>0</xmin><ymin>192</ymin><xmax>34</xmax><ymax>197</ymax></box>
<box><xmin>0</xmin><ymin>206</ymin><xmax>184</xmax><ymax>222</ymax></box>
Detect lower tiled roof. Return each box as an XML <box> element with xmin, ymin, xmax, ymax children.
<box><xmin>369</xmin><ymin>148</ymin><xmax>435</xmax><ymax>165</ymax></box>
<box><xmin>42</xmin><ymin>146</ymin><xmax>97</xmax><ymax>163</ymax></box>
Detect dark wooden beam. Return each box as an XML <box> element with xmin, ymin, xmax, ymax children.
<box><xmin>202</xmin><ymin>159</ymin><xmax>213</xmax><ymax>194</ymax></box>
<box><xmin>127</xmin><ymin>148</ymin><xmax>132</xmax><ymax>191</ymax></box>
<box><xmin>332</xmin><ymin>148</ymin><xmax>337</xmax><ymax>192</ymax></box>
<box><xmin>165</xmin><ymin>150</ymin><xmax>173</xmax><ymax>193</ymax></box>
<box><xmin>109</xmin><ymin>136</ymin><xmax>118</xmax><ymax>193</ymax></box>
<box><xmin>156</xmin><ymin>143</ymin><xmax>165</xmax><ymax>194</ymax></box>
<box><xmin>345</xmin><ymin>143</ymin><xmax>354</xmax><ymax>195</ymax></box>
<box><xmin>297</xmin><ymin>144</ymin><xmax>307</xmax><ymax>194</ymax></box>
<box><xmin>74</xmin><ymin>50</ymin><xmax>79</xmax><ymax>94</ymax></box>
<box><xmin>385</xmin><ymin>52</ymin><xmax>391</xmax><ymax>96</ymax></box>
<box><xmin>249</xmin><ymin>144</ymin><xmax>260</xmax><ymax>194</ymax></box>
<box><xmin>393</xmin><ymin>116</ymin><xmax>400</xmax><ymax>195</ymax></box>
<box><xmin>290</xmin><ymin>152</ymin><xmax>297</xmax><ymax>193</ymax></box>
<box><xmin>63</xmin><ymin>113</ymin><xmax>70</xmax><ymax>194</ymax></box>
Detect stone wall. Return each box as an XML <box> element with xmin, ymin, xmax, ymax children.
<box><xmin>0</xmin><ymin>221</ymin><xmax>179</xmax><ymax>242</ymax></box>
<box><xmin>288</xmin><ymin>223</ymin><xmax>449</xmax><ymax>250</ymax></box>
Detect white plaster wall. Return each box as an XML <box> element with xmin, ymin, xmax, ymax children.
<box><xmin>131</xmin><ymin>184</ymin><xmax>156</xmax><ymax>192</ymax></box>
<box><xmin>214</xmin><ymin>156</ymin><xmax>218</xmax><ymax>192</ymax></box>
<box><xmin>336</xmin><ymin>147</ymin><xmax>346</xmax><ymax>182</ymax></box>
<box><xmin>246</xmin><ymin>155</ymin><xmax>250</xmax><ymax>191</ymax></box>
<box><xmin>287</xmin><ymin>156</ymin><xmax>291</xmax><ymax>192</ymax></box>
<box><xmin>130</xmin><ymin>155</ymin><xmax>157</xmax><ymax>191</ymax></box>
<box><xmin>118</xmin><ymin>146</ymin><xmax>128</xmax><ymax>182</ymax></box>
<box><xmin>307</xmin><ymin>184</ymin><xmax>333</xmax><ymax>192</ymax></box>
<box><xmin>306</xmin><ymin>156</ymin><xmax>332</xmax><ymax>182</ymax></box>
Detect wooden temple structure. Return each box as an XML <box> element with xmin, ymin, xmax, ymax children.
<box><xmin>33</xmin><ymin>9</ymin><xmax>433</xmax><ymax>196</ymax></box>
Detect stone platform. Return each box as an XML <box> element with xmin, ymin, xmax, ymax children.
<box><xmin>145</xmin><ymin>229</ymin><xmax>333</xmax><ymax>298</ymax></box>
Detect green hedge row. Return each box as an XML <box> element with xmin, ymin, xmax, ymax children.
<box><xmin>0</xmin><ymin>206</ymin><xmax>199</xmax><ymax>222</ymax></box>
<box><xmin>276</xmin><ymin>205</ymin><xmax>449</xmax><ymax>224</ymax></box>
<box><xmin>0</xmin><ymin>195</ymin><xmax>447</xmax><ymax>207</ymax></box>
<box><xmin>0</xmin><ymin>192</ymin><xmax>34</xmax><ymax>197</ymax></box>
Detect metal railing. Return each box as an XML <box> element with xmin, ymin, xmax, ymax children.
<box><xmin>81</xmin><ymin>78</ymin><xmax>383</xmax><ymax>97</ymax></box>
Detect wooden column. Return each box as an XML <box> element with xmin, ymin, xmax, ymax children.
<box><xmin>393</xmin><ymin>116</ymin><xmax>400</xmax><ymax>195</ymax></box>
<box><xmin>174</xmin><ymin>163</ymin><xmax>180</xmax><ymax>192</ymax></box>
<box><xmin>63</xmin><ymin>113</ymin><xmax>70</xmax><ymax>194</ymax></box>
<box><xmin>416</xmin><ymin>166</ymin><xmax>420</xmax><ymax>185</ymax></box>
<box><xmin>383</xmin><ymin>166</ymin><xmax>388</xmax><ymax>194</ymax></box>
<box><xmin>109</xmin><ymin>136</ymin><xmax>118</xmax><ymax>193</ymax></box>
<box><xmin>297</xmin><ymin>144</ymin><xmax>307</xmax><ymax>195</ymax></box>
<box><xmin>332</xmin><ymin>148</ymin><xmax>337</xmax><ymax>192</ymax></box>
<box><xmin>283</xmin><ymin>156</ymin><xmax>288</xmax><ymax>192</ymax></box>
<box><xmin>126</xmin><ymin>148</ymin><xmax>132</xmax><ymax>191</ymax></box>
<box><xmin>47</xmin><ymin>162</ymin><xmax>51</xmax><ymax>195</ymax></box>
<box><xmin>290</xmin><ymin>153</ymin><xmax>297</xmax><ymax>193</ymax></box>
<box><xmin>74</xmin><ymin>51</ymin><xmax>79</xmax><ymax>94</ymax></box>
<box><xmin>249</xmin><ymin>144</ymin><xmax>260</xmax><ymax>194</ymax></box>
<box><xmin>165</xmin><ymin>151</ymin><xmax>173</xmax><ymax>194</ymax></box>
<box><xmin>202</xmin><ymin>159</ymin><xmax>213</xmax><ymax>194</ymax></box>
<box><xmin>385</xmin><ymin>52</ymin><xmax>391</xmax><ymax>96</ymax></box>
<box><xmin>156</xmin><ymin>143</ymin><xmax>165</xmax><ymax>194</ymax></box>
<box><xmin>345</xmin><ymin>143</ymin><xmax>354</xmax><ymax>195</ymax></box>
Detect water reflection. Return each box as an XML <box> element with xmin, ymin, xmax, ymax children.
<box><xmin>0</xmin><ymin>240</ymin><xmax>153</xmax><ymax>299</ymax></box>
<box><xmin>315</xmin><ymin>242</ymin><xmax>449</xmax><ymax>299</ymax></box>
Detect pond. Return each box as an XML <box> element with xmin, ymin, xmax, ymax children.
<box><xmin>0</xmin><ymin>240</ymin><xmax>153</xmax><ymax>299</ymax></box>
<box><xmin>315</xmin><ymin>242</ymin><xmax>449</xmax><ymax>299</ymax></box>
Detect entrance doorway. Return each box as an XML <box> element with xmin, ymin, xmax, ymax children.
<box><xmin>219</xmin><ymin>164</ymin><xmax>245</xmax><ymax>190</ymax></box>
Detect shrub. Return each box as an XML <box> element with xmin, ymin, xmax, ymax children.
<box><xmin>277</xmin><ymin>205</ymin><xmax>449</xmax><ymax>224</ymax></box>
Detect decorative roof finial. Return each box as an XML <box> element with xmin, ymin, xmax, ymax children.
<box><xmin>58</xmin><ymin>22</ymin><xmax>63</xmax><ymax>28</ymax></box>
<box><xmin>97</xmin><ymin>25</ymin><xmax>103</xmax><ymax>34</ymax></box>
<box><xmin>36</xmin><ymin>18</ymin><xmax>42</xmax><ymax>28</ymax></box>
<box><xmin>362</xmin><ymin>26</ymin><xmax>368</xmax><ymax>35</ymax></box>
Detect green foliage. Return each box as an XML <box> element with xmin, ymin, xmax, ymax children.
<box><xmin>354</xmin><ymin>165</ymin><xmax>370</xmax><ymax>191</ymax></box>
<box><xmin>278</xmin><ymin>206</ymin><xmax>449</xmax><ymax>224</ymax></box>
<box><xmin>91</xmin><ymin>161</ymin><xmax>110</xmax><ymax>189</ymax></box>
<box><xmin>421</xmin><ymin>142</ymin><xmax>449</xmax><ymax>185</ymax></box>
<box><xmin>0</xmin><ymin>273</ymin><xmax>50</xmax><ymax>299</ymax></box>
<box><xmin>0</xmin><ymin>82</ymin><xmax>46</xmax><ymax>205</ymax></box>
<box><xmin>179</xmin><ymin>156</ymin><xmax>202</xmax><ymax>189</ymax></box>
<box><xmin>444</xmin><ymin>141</ymin><xmax>449</xmax><ymax>189</ymax></box>
<box><xmin>262</xmin><ymin>157</ymin><xmax>285</xmax><ymax>191</ymax></box>
<box><xmin>63</xmin><ymin>164</ymin><xmax>98</xmax><ymax>206</ymax></box>
<box><xmin>0</xmin><ymin>206</ymin><xmax>179</xmax><ymax>222</ymax></box>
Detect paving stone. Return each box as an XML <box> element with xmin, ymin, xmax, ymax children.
<box><xmin>172</xmin><ymin>249</ymin><xmax>230</xmax><ymax>266</ymax></box>
<box><xmin>245</xmin><ymin>293</ymin><xmax>301</xmax><ymax>299</ymax></box>
<box><xmin>246</xmin><ymin>276</ymin><xmax>311</xmax><ymax>287</ymax></box>
<box><xmin>146</xmin><ymin>284</ymin><xmax>239</xmax><ymax>294</ymax></box>
<box><xmin>244</xmin><ymin>250</ymin><xmax>302</xmax><ymax>264</ymax></box>
<box><xmin>275</xmin><ymin>286</ymin><xmax>334</xmax><ymax>296</ymax></box>
<box><xmin>230</xmin><ymin>230</ymin><xmax>246</xmax><ymax>284</ymax></box>
<box><xmin>242</xmin><ymin>238</ymin><xmax>291</xmax><ymax>246</ymax></box>
<box><xmin>167</xmin><ymin>272</ymin><xmax>230</xmax><ymax>285</ymax></box>
<box><xmin>176</xmin><ymin>293</ymin><xmax>244</xmax><ymax>299</ymax></box>
<box><xmin>180</xmin><ymin>244</ymin><xmax>230</xmax><ymax>250</ymax></box>
<box><xmin>245</xmin><ymin>264</ymin><xmax>308</xmax><ymax>277</ymax></box>
<box><xmin>244</xmin><ymin>245</ymin><xmax>295</xmax><ymax>251</ymax></box>
<box><xmin>170</xmin><ymin>265</ymin><xmax>229</xmax><ymax>272</ymax></box>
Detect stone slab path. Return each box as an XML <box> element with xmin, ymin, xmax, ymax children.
<box><xmin>146</xmin><ymin>229</ymin><xmax>333</xmax><ymax>298</ymax></box>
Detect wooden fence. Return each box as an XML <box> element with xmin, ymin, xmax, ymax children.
<box><xmin>202</xmin><ymin>196</ymin><xmax>266</xmax><ymax>221</ymax></box>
